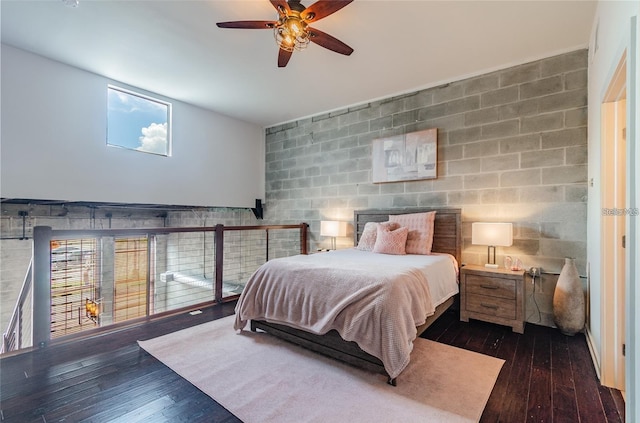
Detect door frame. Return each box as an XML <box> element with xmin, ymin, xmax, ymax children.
<box><xmin>599</xmin><ymin>51</ymin><xmax>626</xmax><ymax>391</ymax></box>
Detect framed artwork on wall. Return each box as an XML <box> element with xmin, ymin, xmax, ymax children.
<box><xmin>372</xmin><ymin>128</ymin><xmax>437</xmax><ymax>183</ymax></box>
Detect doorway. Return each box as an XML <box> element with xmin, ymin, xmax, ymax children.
<box><xmin>600</xmin><ymin>51</ymin><xmax>627</xmax><ymax>393</ymax></box>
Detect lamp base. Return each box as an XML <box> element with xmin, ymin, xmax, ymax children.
<box><xmin>484</xmin><ymin>263</ymin><xmax>499</xmax><ymax>269</ymax></box>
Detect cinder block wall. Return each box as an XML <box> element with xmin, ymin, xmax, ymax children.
<box><xmin>264</xmin><ymin>50</ymin><xmax>588</xmax><ymax>327</ymax></box>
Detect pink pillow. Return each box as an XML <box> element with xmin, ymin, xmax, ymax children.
<box><xmin>357</xmin><ymin>221</ymin><xmax>399</xmax><ymax>251</ymax></box>
<box><xmin>389</xmin><ymin>211</ymin><xmax>436</xmax><ymax>254</ymax></box>
<box><xmin>373</xmin><ymin>225</ymin><xmax>409</xmax><ymax>255</ymax></box>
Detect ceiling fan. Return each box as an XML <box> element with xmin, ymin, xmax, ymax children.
<box><xmin>216</xmin><ymin>0</ymin><xmax>354</xmax><ymax>68</ymax></box>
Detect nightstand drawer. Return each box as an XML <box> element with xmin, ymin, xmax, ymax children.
<box><xmin>466</xmin><ymin>295</ymin><xmax>516</xmax><ymax>320</ymax></box>
<box><xmin>460</xmin><ymin>265</ymin><xmax>525</xmax><ymax>333</ymax></box>
<box><xmin>466</xmin><ymin>274</ymin><xmax>515</xmax><ymax>300</ymax></box>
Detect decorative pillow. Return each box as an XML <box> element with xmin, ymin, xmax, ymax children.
<box><xmin>372</xmin><ymin>225</ymin><xmax>409</xmax><ymax>255</ymax></box>
<box><xmin>356</xmin><ymin>221</ymin><xmax>399</xmax><ymax>251</ymax></box>
<box><xmin>389</xmin><ymin>211</ymin><xmax>436</xmax><ymax>254</ymax></box>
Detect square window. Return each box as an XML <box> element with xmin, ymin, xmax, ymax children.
<box><xmin>107</xmin><ymin>85</ymin><xmax>171</xmax><ymax>156</ymax></box>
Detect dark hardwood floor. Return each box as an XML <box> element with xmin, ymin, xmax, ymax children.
<box><xmin>0</xmin><ymin>302</ymin><xmax>625</xmax><ymax>422</ymax></box>
<box><xmin>421</xmin><ymin>310</ymin><xmax>625</xmax><ymax>423</ymax></box>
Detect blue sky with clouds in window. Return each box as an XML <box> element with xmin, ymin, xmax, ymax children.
<box><xmin>107</xmin><ymin>87</ymin><xmax>170</xmax><ymax>156</ymax></box>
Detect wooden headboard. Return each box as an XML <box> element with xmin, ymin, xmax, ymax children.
<box><xmin>353</xmin><ymin>208</ymin><xmax>462</xmax><ymax>264</ymax></box>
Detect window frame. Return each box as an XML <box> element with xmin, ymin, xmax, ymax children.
<box><xmin>106</xmin><ymin>84</ymin><xmax>172</xmax><ymax>157</ymax></box>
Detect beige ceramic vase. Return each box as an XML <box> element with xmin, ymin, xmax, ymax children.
<box><xmin>552</xmin><ymin>258</ymin><xmax>585</xmax><ymax>336</ymax></box>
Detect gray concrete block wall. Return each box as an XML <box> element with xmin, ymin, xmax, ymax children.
<box><xmin>264</xmin><ymin>49</ymin><xmax>588</xmax><ymax>327</ymax></box>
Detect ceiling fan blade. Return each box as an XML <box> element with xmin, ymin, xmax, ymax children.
<box><xmin>308</xmin><ymin>27</ymin><xmax>353</xmax><ymax>56</ymax></box>
<box><xmin>278</xmin><ymin>48</ymin><xmax>293</xmax><ymax>68</ymax></box>
<box><xmin>301</xmin><ymin>0</ymin><xmax>353</xmax><ymax>23</ymax></box>
<box><xmin>270</xmin><ymin>0</ymin><xmax>290</xmax><ymax>14</ymax></box>
<box><xmin>216</xmin><ymin>21</ymin><xmax>276</xmax><ymax>29</ymax></box>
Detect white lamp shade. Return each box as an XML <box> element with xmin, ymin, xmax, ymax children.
<box><xmin>472</xmin><ymin>222</ymin><xmax>513</xmax><ymax>246</ymax></box>
<box><xmin>320</xmin><ymin>220</ymin><xmax>347</xmax><ymax>237</ymax></box>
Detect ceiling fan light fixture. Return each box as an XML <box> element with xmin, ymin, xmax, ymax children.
<box><xmin>274</xmin><ymin>16</ymin><xmax>310</xmax><ymax>52</ymax></box>
<box><xmin>217</xmin><ymin>0</ymin><xmax>354</xmax><ymax>67</ymax></box>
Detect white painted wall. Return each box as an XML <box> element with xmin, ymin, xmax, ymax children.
<box><xmin>1</xmin><ymin>45</ymin><xmax>265</xmax><ymax>208</ymax></box>
<box><xmin>587</xmin><ymin>1</ymin><xmax>639</xmax><ymax>421</ymax></box>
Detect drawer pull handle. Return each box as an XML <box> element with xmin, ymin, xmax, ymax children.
<box><xmin>480</xmin><ymin>284</ymin><xmax>498</xmax><ymax>290</ymax></box>
<box><xmin>481</xmin><ymin>303</ymin><xmax>499</xmax><ymax>310</ymax></box>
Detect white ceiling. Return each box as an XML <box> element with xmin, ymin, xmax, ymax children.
<box><xmin>1</xmin><ymin>0</ymin><xmax>597</xmax><ymax>128</ymax></box>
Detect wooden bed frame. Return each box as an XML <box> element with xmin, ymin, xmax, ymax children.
<box><xmin>251</xmin><ymin>207</ymin><xmax>462</xmax><ymax>385</ymax></box>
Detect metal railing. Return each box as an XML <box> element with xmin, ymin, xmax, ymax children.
<box><xmin>1</xmin><ymin>259</ymin><xmax>33</xmax><ymax>354</ymax></box>
<box><xmin>2</xmin><ymin>223</ymin><xmax>307</xmax><ymax>353</ymax></box>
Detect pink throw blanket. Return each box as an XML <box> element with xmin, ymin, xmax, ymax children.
<box><xmin>234</xmin><ymin>250</ymin><xmax>445</xmax><ymax>379</ymax></box>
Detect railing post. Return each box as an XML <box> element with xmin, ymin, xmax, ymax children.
<box><xmin>265</xmin><ymin>228</ymin><xmax>270</xmax><ymax>262</ymax></box>
<box><xmin>32</xmin><ymin>226</ymin><xmax>52</xmax><ymax>349</ymax></box>
<box><xmin>214</xmin><ymin>224</ymin><xmax>224</xmax><ymax>303</ymax></box>
<box><xmin>300</xmin><ymin>223</ymin><xmax>308</xmax><ymax>255</ymax></box>
<box><xmin>100</xmin><ymin>236</ymin><xmax>115</xmax><ymax>325</ymax></box>
<box><xmin>146</xmin><ymin>235</ymin><xmax>153</xmax><ymax>317</ymax></box>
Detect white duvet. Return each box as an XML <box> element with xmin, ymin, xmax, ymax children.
<box><xmin>234</xmin><ymin>248</ymin><xmax>459</xmax><ymax>379</ymax></box>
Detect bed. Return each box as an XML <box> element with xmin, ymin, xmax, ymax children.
<box><xmin>234</xmin><ymin>208</ymin><xmax>462</xmax><ymax>385</ymax></box>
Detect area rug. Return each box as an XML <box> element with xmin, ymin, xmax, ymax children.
<box><xmin>138</xmin><ymin>316</ymin><xmax>503</xmax><ymax>423</ymax></box>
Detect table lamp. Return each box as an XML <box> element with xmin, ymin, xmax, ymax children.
<box><xmin>320</xmin><ymin>220</ymin><xmax>347</xmax><ymax>250</ymax></box>
<box><xmin>471</xmin><ymin>222</ymin><xmax>513</xmax><ymax>268</ymax></box>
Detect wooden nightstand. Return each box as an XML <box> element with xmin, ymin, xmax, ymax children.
<box><xmin>460</xmin><ymin>264</ymin><xmax>526</xmax><ymax>334</ymax></box>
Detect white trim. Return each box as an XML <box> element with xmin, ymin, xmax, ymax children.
<box><xmin>585</xmin><ymin>326</ymin><xmax>602</xmax><ymax>380</ymax></box>
<box><xmin>624</xmin><ymin>14</ymin><xmax>638</xmax><ymax>423</ymax></box>
<box><xmin>599</xmin><ymin>51</ymin><xmax>627</xmax><ymax>390</ymax></box>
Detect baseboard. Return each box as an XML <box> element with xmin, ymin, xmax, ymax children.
<box><xmin>585</xmin><ymin>327</ymin><xmax>602</xmax><ymax>380</ymax></box>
